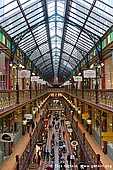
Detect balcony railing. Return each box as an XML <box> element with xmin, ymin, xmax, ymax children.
<box><xmin>0</xmin><ymin>89</ymin><xmax>47</xmax><ymax>111</ymax></box>
<box><xmin>0</xmin><ymin>88</ymin><xmax>113</xmax><ymax>111</ymax></box>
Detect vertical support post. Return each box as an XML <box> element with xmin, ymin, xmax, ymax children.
<box><xmin>95</xmin><ymin>65</ymin><xmax>98</xmax><ymax>104</ymax></box>
<box><xmin>76</xmin><ymin>121</ymin><xmax>78</xmax><ymax>130</ymax></box>
<box><xmin>16</xmin><ymin>65</ymin><xmax>19</xmax><ymax>104</ymax></box>
<box><xmin>82</xmin><ymin>70</ymin><xmax>84</xmax><ymax>99</ymax></box>
<box><xmin>89</xmin><ymin>106</ymin><xmax>92</xmax><ymax>135</ymax></box>
<box><xmin>15</xmin><ymin>155</ymin><xmax>19</xmax><ymax>170</ymax></box>
<box><xmin>83</xmin><ymin>132</ymin><xmax>85</xmax><ymax>146</ymax></box>
<box><xmin>30</xmin><ymin>102</ymin><xmax>32</xmax><ymax>115</ymax></box>
<box><xmin>22</xmin><ymin>107</ymin><xmax>26</xmax><ymax>135</ymax></box>
<box><xmin>8</xmin><ymin>114</ymin><xmax>13</xmax><ymax>155</ymax></box>
<box><xmin>75</xmin><ymin>82</ymin><xmax>78</xmax><ymax>96</ymax></box>
<box><xmin>30</xmin><ymin>71</ymin><xmax>32</xmax><ymax>99</ymax></box>
<box><xmin>102</xmin><ymin>112</ymin><xmax>107</xmax><ymax>154</ymax></box>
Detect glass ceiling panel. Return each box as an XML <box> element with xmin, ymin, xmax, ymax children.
<box><xmin>94</xmin><ymin>1</ymin><xmax>113</xmax><ymax>21</ymax></box>
<box><xmin>27</xmin><ymin>13</ymin><xmax>44</xmax><ymax>25</ymax></box>
<box><xmin>39</xmin><ymin>62</ymin><xmax>45</xmax><ymax>69</ymax></box>
<box><xmin>30</xmin><ymin>50</ymin><xmax>40</xmax><ymax>60</ymax></box>
<box><xmin>63</xmin><ymin>43</ymin><xmax>73</xmax><ymax>54</ymax></box>
<box><xmin>43</xmin><ymin>54</ymin><xmax>51</xmax><ymax>61</ymax></box>
<box><xmin>39</xmin><ymin>45</ymin><xmax>49</xmax><ymax>55</ymax></box>
<box><xmin>35</xmin><ymin>58</ymin><xmax>44</xmax><ymax>65</ymax></box>
<box><xmin>72</xmin><ymin>49</ymin><xmax>83</xmax><ymax>59</ymax></box>
<box><xmin>0</xmin><ymin>0</ymin><xmax>18</xmax><ymax>18</ymax></box>
<box><xmin>69</xmin><ymin>57</ymin><xmax>77</xmax><ymax>66</ymax></box>
<box><xmin>61</xmin><ymin>60</ymin><xmax>73</xmax><ymax>71</ymax></box>
<box><xmin>65</xmin><ymin>35</ymin><xmax>77</xmax><ymax>45</ymax></box>
<box><xmin>62</xmin><ymin>54</ymin><xmax>70</xmax><ymax>61</ymax></box>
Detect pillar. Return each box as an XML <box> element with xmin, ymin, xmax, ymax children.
<box><xmin>22</xmin><ymin>78</ymin><xmax>25</xmax><ymax>90</ymax></box>
<box><xmin>88</xmin><ymin>106</ymin><xmax>92</xmax><ymax>135</ymax></box>
<box><xmin>102</xmin><ymin>112</ymin><xmax>107</xmax><ymax>154</ymax></box>
<box><xmin>8</xmin><ymin>114</ymin><xmax>13</xmax><ymax>155</ymax></box>
<box><xmin>22</xmin><ymin>107</ymin><xmax>26</xmax><ymax>135</ymax></box>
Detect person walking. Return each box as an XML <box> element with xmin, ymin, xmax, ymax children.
<box><xmin>70</xmin><ymin>154</ymin><xmax>75</xmax><ymax>167</ymax></box>
<box><xmin>31</xmin><ymin>121</ymin><xmax>35</xmax><ymax>132</ymax></box>
<box><xmin>67</xmin><ymin>153</ymin><xmax>70</xmax><ymax>165</ymax></box>
<box><xmin>37</xmin><ymin>154</ymin><xmax>41</xmax><ymax>166</ymax></box>
<box><xmin>52</xmin><ymin>120</ymin><xmax>55</xmax><ymax>127</ymax></box>
<box><xmin>52</xmin><ymin>133</ymin><xmax>55</xmax><ymax>140</ymax></box>
<box><xmin>46</xmin><ymin>149</ymin><xmax>50</xmax><ymax>162</ymax></box>
<box><xmin>63</xmin><ymin>131</ymin><xmax>65</xmax><ymax>139</ymax></box>
<box><xmin>26</xmin><ymin>120</ymin><xmax>30</xmax><ymax>133</ymax></box>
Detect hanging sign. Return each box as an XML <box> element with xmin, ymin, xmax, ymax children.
<box><xmin>18</xmin><ymin>70</ymin><xmax>30</xmax><ymax>78</ymax></box>
<box><xmin>65</xmin><ymin>121</ymin><xmax>71</xmax><ymax>125</ymax></box>
<box><xmin>102</xmin><ymin>132</ymin><xmax>113</xmax><ymax>141</ymax></box>
<box><xmin>67</xmin><ymin>128</ymin><xmax>73</xmax><ymax>133</ymax></box>
<box><xmin>73</xmin><ymin>76</ymin><xmax>82</xmax><ymax>82</ymax></box>
<box><xmin>71</xmin><ymin>140</ymin><xmax>78</xmax><ymax>147</ymax></box>
<box><xmin>36</xmin><ymin>140</ymin><xmax>43</xmax><ymax>146</ymax></box>
<box><xmin>83</xmin><ymin>70</ymin><xmax>96</xmax><ymax>78</ymax></box>
<box><xmin>82</xmin><ymin>113</ymin><xmax>89</xmax><ymax>120</ymax></box>
<box><xmin>31</xmin><ymin>76</ymin><xmax>38</xmax><ymax>82</ymax></box>
<box><xmin>24</xmin><ymin>114</ymin><xmax>33</xmax><ymax>120</ymax></box>
<box><xmin>0</xmin><ymin>133</ymin><xmax>14</xmax><ymax>142</ymax></box>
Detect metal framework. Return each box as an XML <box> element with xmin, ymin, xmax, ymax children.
<box><xmin>0</xmin><ymin>0</ymin><xmax>113</xmax><ymax>84</ymax></box>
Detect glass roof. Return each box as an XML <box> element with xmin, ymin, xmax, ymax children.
<box><xmin>0</xmin><ymin>0</ymin><xmax>113</xmax><ymax>84</ymax></box>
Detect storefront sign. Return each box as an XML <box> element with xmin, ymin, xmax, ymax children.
<box><xmin>24</xmin><ymin>114</ymin><xmax>33</xmax><ymax>120</ymax></box>
<box><xmin>102</xmin><ymin>132</ymin><xmax>113</xmax><ymax>141</ymax></box>
<box><xmin>0</xmin><ymin>133</ymin><xmax>14</xmax><ymax>142</ymax></box>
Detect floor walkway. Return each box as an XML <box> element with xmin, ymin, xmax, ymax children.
<box><xmin>43</xmin><ymin>113</ymin><xmax>76</xmax><ymax>170</ymax></box>
<box><xmin>1</xmin><ymin>110</ymin><xmax>113</xmax><ymax>170</ymax></box>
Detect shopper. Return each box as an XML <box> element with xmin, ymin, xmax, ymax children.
<box><xmin>63</xmin><ymin>131</ymin><xmax>65</xmax><ymax>138</ymax></box>
<box><xmin>26</xmin><ymin>120</ymin><xmax>30</xmax><ymax>133</ymax></box>
<box><xmin>31</xmin><ymin>121</ymin><xmax>35</xmax><ymax>132</ymax></box>
<box><xmin>70</xmin><ymin>154</ymin><xmax>75</xmax><ymax>167</ymax></box>
<box><xmin>52</xmin><ymin>120</ymin><xmax>55</xmax><ymax>127</ymax></box>
<box><xmin>67</xmin><ymin>153</ymin><xmax>70</xmax><ymax>165</ymax></box>
<box><xmin>37</xmin><ymin>154</ymin><xmax>41</xmax><ymax>166</ymax></box>
<box><xmin>46</xmin><ymin>149</ymin><xmax>50</xmax><ymax>162</ymax></box>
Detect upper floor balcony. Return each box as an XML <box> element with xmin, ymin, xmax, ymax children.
<box><xmin>0</xmin><ymin>87</ymin><xmax>113</xmax><ymax>115</ymax></box>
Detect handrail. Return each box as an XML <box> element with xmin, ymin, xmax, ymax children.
<box><xmin>72</xmin><ymin>121</ymin><xmax>105</xmax><ymax>170</ymax></box>
<box><xmin>20</xmin><ymin>121</ymin><xmax>42</xmax><ymax>170</ymax></box>
<box><xmin>72</xmin><ymin>123</ymin><xmax>95</xmax><ymax>169</ymax></box>
<box><xmin>1</xmin><ymin>87</ymin><xmax>113</xmax><ymax>115</ymax></box>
